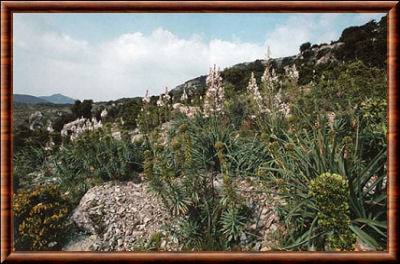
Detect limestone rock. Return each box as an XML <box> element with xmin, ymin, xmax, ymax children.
<box><xmin>29</xmin><ymin>111</ymin><xmax>44</xmax><ymax>130</ymax></box>
<box><xmin>69</xmin><ymin>181</ymin><xmax>171</xmax><ymax>251</ymax></box>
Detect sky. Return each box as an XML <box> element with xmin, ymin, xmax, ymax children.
<box><xmin>13</xmin><ymin>13</ymin><xmax>385</xmax><ymax>102</ymax></box>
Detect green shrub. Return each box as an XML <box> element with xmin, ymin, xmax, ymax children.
<box><xmin>259</xmin><ymin>111</ymin><xmax>386</xmax><ymax>250</ymax></box>
<box><xmin>13</xmin><ymin>125</ymin><xmax>49</xmax><ymax>154</ymax></box>
<box><xmin>309</xmin><ymin>173</ymin><xmax>356</xmax><ymax>250</ymax></box>
<box><xmin>132</xmin><ymin>232</ymin><xmax>163</xmax><ymax>251</ymax></box>
<box><xmin>71</xmin><ymin>99</ymin><xmax>93</xmax><ymax>119</ymax></box>
<box><xmin>13</xmin><ymin>146</ymin><xmax>47</xmax><ymax>192</ymax></box>
<box><xmin>359</xmin><ymin>97</ymin><xmax>387</xmax><ymax>150</ymax></box>
<box><xmin>144</xmin><ymin>114</ymin><xmax>249</xmax><ymax>250</ymax></box>
<box><xmin>300</xmin><ymin>42</ymin><xmax>311</xmax><ymax>53</ymax></box>
<box><xmin>53</xmin><ymin>129</ymin><xmax>144</xmax><ymax>205</ymax></box>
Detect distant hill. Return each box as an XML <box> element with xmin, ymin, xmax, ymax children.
<box><xmin>39</xmin><ymin>93</ymin><xmax>75</xmax><ymax>104</ymax></box>
<box><xmin>13</xmin><ymin>94</ymin><xmax>51</xmax><ymax>104</ymax></box>
<box><xmin>13</xmin><ymin>93</ymin><xmax>76</xmax><ymax>104</ymax></box>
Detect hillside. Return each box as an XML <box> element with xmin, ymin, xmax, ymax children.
<box><xmin>170</xmin><ymin>15</ymin><xmax>387</xmax><ymax>98</ymax></box>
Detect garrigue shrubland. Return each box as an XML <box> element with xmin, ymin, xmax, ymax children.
<box><xmin>13</xmin><ymin>17</ymin><xmax>387</xmax><ymax>251</ymax></box>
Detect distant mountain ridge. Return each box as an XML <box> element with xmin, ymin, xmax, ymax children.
<box><xmin>13</xmin><ymin>94</ymin><xmax>51</xmax><ymax>104</ymax></box>
<box><xmin>13</xmin><ymin>93</ymin><xmax>75</xmax><ymax>104</ymax></box>
<box><xmin>39</xmin><ymin>93</ymin><xmax>76</xmax><ymax>104</ymax></box>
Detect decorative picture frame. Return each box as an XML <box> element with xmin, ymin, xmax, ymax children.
<box><xmin>1</xmin><ymin>1</ymin><xmax>398</xmax><ymax>263</ymax></box>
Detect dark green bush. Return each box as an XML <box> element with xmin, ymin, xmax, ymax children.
<box><xmin>300</xmin><ymin>42</ymin><xmax>311</xmax><ymax>53</ymax></box>
<box><xmin>71</xmin><ymin>99</ymin><xmax>93</xmax><ymax>119</ymax></box>
<box><xmin>53</xmin><ymin>129</ymin><xmax>144</xmax><ymax>205</ymax></box>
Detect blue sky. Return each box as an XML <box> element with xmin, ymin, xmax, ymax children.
<box><xmin>13</xmin><ymin>13</ymin><xmax>385</xmax><ymax>101</ymax></box>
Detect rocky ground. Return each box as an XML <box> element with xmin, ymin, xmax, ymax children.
<box><xmin>63</xmin><ymin>180</ymin><xmax>177</xmax><ymax>251</ymax></box>
<box><xmin>61</xmin><ymin>170</ymin><xmax>370</xmax><ymax>252</ymax></box>
<box><xmin>62</xmin><ymin>176</ymin><xmax>285</xmax><ymax>251</ymax></box>
<box><xmin>236</xmin><ymin>179</ymin><xmax>286</xmax><ymax>251</ymax></box>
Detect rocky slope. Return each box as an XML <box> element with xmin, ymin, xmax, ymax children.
<box><xmin>63</xmin><ymin>175</ymin><xmax>286</xmax><ymax>251</ymax></box>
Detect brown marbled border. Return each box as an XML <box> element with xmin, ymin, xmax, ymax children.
<box><xmin>1</xmin><ymin>1</ymin><xmax>399</xmax><ymax>263</ymax></box>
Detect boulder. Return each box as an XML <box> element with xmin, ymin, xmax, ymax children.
<box><xmin>70</xmin><ymin>181</ymin><xmax>171</xmax><ymax>251</ymax></box>
<box><xmin>29</xmin><ymin>111</ymin><xmax>44</xmax><ymax>130</ymax></box>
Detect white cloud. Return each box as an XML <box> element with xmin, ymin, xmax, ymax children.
<box><xmin>14</xmin><ymin>13</ymin><xmax>385</xmax><ymax>101</ymax></box>
<box><xmin>264</xmin><ymin>14</ymin><xmax>340</xmax><ymax>58</ymax></box>
<box><xmin>14</xmin><ymin>24</ymin><xmax>265</xmax><ymax>101</ymax></box>
<box><xmin>264</xmin><ymin>13</ymin><xmax>385</xmax><ymax>58</ymax></box>
<box><xmin>356</xmin><ymin>13</ymin><xmax>384</xmax><ymax>23</ymax></box>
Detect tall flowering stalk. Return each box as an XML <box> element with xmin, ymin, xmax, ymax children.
<box><xmin>261</xmin><ymin>45</ymin><xmax>271</xmax><ymax>83</ymax></box>
<box><xmin>247</xmin><ymin>72</ymin><xmax>265</xmax><ymax>117</ymax></box>
<box><xmin>144</xmin><ymin>149</ymin><xmax>169</xmax><ymax>208</ymax></box>
<box><xmin>156</xmin><ymin>94</ymin><xmax>164</xmax><ymax>107</ymax></box>
<box><xmin>156</xmin><ymin>94</ymin><xmax>164</xmax><ymax>124</ymax></box>
<box><xmin>215</xmin><ymin>141</ymin><xmax>245</xmax><ymax>244</ymax></box>
<box><xmin>143</xmin><ymin>89</ymin><xmax>150</xmax><ymax>104</ymax></box>
<box><xmin>261</xmin><ymin>45</ymin><xmax>276</xmax><ymax>108</ymax></box>
<box><xmin>273</xmin><ymin>91</ymin><xmax>291</xmax><ymax>117</ymax></box>
<box><xmin>215</xmin><ymin>141</ymin><xmax>235</xmax><ymax>208</ymax></box>
<box><xmin>179</xmin><ymin>124</ymin><xmax>197</xmax><ymax>197</ymax></box>
<box><xmin>137</xmin><ymin>89</ymin><xmax>151</xmax><ymax>134</ymax></box>
<box><xmin>100</xmin><ymin>108</ymin><xmax>108</xmax><ymax>121</ymax></box>
<box><xmin>157</xmin><ymin>87</ymin><xmax>172</xmax><ymax>123</ymax></box>
<box><xmin>203</xmin><ymin>65</ymin><xmax>225</xmax><ymax>117</ymax></box>
<box><xmin>163</xmin><ymin>86</ymin><xmax>171</xmax><ymax>102</ymax></box>
<box><xmin>181</xmin><ymin>84</ymin><xmax>188</xmax><ymax>103</ymax></box>
<box><xmin>163</xmin><ymin>86</ymin><xmax>171</xmax><ymax>121</ymax></box>
<box><xmin>261</xmin><ymin>46</ymin><xmax>277</xmax><ymax>86</ymax></box>
<box><xmin>259</xmin><ymin>45</ymin><xmax>291</xmax><ymax>117</ymax></box>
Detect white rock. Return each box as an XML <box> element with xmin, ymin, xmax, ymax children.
<box><xmin>112</xmin><ymin>131</ymin><xmax>121</xmax><ymax>141</ymax></box>
<box><xmin>161</xmin><ymin>240</ymin><xmax>167</xmax><ymax>249</ymax></box>
<box><xmin>69</xmin><ymin>181</ymin><xmax>172</xmax><ymax>251</ymax></box>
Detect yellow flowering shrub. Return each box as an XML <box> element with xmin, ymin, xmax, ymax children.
<box><xmin>14</xmin><ymin>185</ymin><xmax>71</xmax><ymax>250</ymax></box>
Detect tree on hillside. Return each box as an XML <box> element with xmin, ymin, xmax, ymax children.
<box><xmin>71</xmin><ymin>99</ymin><xmax>93</xmax><ymax>119</ymax></box>
<box><xmin>300</xmin><ymin>42</ymin><xmax>311</xmax><ymax>53</ymax></box>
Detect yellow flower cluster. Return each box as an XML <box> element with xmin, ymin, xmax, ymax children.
<box><xmin>14</xmin><ymin>185</ymin><xmax>70</xmax><ymax>251</ymax></box>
